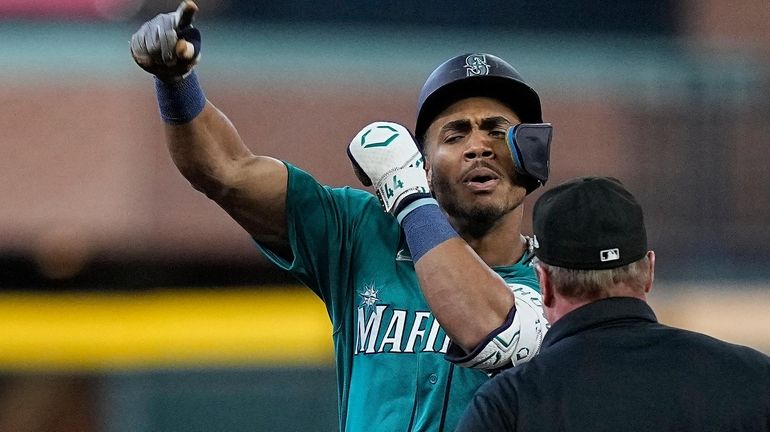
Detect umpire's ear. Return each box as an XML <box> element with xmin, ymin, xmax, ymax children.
<box><xmin>535</xmin><ymin>264</ymin><xmax>554</xmax><ymax>308</ymax></box>
<box><xmin>643</xmin><ymin>251</ymin><xmax>656</xmax><ymax>295</ymax></box>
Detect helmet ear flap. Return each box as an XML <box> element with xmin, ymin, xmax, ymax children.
<box><xmin>506</xmin><ymin>123</ymin><xmax>552</xmax><ymax>193</ymax></box>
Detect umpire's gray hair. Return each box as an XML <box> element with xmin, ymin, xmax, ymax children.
<box><xmin>535</xmin><ymin>255</ymin><xmax>651</xmax><ymax>301</ymax></box>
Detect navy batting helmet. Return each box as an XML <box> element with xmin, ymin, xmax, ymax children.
<box><xmin>415</xmin><ymin>53</ymin><xmax>543</xmax><ymax>143</ymax></box>
<box><xmin>415</xmin><ymin>53</ymin><xmax>549</xmax><ymax>193</ymax></box>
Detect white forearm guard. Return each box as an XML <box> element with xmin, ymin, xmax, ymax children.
<box><xmin>451</xmin><ymin>283</ymin><xmax>548</xmax><ymax>371</ymax></box>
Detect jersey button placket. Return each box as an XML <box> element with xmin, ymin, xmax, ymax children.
<box><xmin>428</xmin><ymin>373</ymin><xmax>438</xmax><ymax>384</ymax></box>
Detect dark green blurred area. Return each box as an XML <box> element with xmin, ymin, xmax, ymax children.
<box><xmin>100</xmin><ymin>367</ymin><xmax>338</xmax><ymax>432</ymax></box>
<box><xmin>0</xmin><ymin>368</ymin><xmax>338</xmax><ymax>432</ymax></box>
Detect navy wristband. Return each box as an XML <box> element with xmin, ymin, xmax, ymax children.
<box><xmin>154</xmin><ymin>71</ymin><xmax>206</xmax><ymax>124</ymax></box>
<box><xmin>401</xmin><ymin>204</ymin><xmax>459</xmax><ymax>263</ymax></box>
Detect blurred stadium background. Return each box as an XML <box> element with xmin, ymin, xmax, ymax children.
<box><xmin>0</xmin><ymin>0</ymin><xmax>769</xmax><ymax>430</ymax></box>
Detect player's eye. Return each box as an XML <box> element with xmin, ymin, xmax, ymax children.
<box><xmin>443</xmin><ymin>134</ymin><xmax>464</xmax><ymax>144</ymax></box>
<box><xmin>489</xmin><ymin>130</ymin><xmax>506</xmax><ymax>138</ymax></box>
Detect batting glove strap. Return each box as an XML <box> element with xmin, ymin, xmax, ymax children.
<box><xmin>445</xmin><ymin>283</ymin><xmax>548</xmax><ymax>372</ymax></box>
<box><xmin>395</xmin><ymin>197</ymin><xmax>438</xmax><ymax>224</ymax></box>
<box><xmin>375</xmin><ymin>166</ymin><xmax>431</xmax><ymax>215</ymax></box>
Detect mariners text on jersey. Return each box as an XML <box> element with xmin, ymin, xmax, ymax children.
<box><xmin>356</xmin><ymin>304</ymin><xmax>451</xmax><ymax>355</ymax></box>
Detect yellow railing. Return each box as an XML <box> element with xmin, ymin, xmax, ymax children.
<box><xmin>0</xmin><ymin>283</ymin><xmax>767</xmax><ymax>372</ymax></box>
<box><xmin>0</xmin><ymin>287</ymin><xmax>334</xmax><ymax>371</ymax></box>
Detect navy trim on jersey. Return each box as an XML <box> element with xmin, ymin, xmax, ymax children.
<box><xmin>406</xmin><ymin>378</ymin><xmax>419</xmax><ymax>432</ymax></box>
<box><xmin>444</xmin><ymin>306</ymin><xmax>516</xmax><ymax>366</ymax></box>
<box><xmin>437</xmin><ymin>363</ymin><xmax>455</xmax><ymax>432</ymax></box>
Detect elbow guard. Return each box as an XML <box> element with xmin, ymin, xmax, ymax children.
<box><xmin>447</xmin><ymin>283</ymin><xmax>548</xmax><ymax>372</ymax></box>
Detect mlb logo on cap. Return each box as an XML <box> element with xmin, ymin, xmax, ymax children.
<box><xmin>600</xmin><ymin>248</ymin><xmax>620</xmax><ymax>262</ymax></box>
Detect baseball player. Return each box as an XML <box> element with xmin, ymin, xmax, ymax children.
<box><xmin>129</xmin><ymin>2</ymin><xmax>550</xmax><ymax>431</ymax></box>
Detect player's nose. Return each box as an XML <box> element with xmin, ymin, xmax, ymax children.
<box><xmin>463</xmin><ymin>133</ymin><xmax>495</xmax><ymax>160</ymax></box>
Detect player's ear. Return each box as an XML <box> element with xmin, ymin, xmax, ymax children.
<box><xmin>418</xmin><ymin>133</ymin><xmax>437</xmax><ymax>188</ymax></box>
<box><xmin>420</xmin><ymin>147</ymin><xmax>433</xmax><ymax>187</ymax></box>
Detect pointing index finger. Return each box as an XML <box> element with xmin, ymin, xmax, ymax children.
<box><xmin>175</xmin><ymin>0</ymin><xmax>198</xmax><ymax>29</ymax></box>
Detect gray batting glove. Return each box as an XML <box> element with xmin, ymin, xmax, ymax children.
<box><xmin>130</xmin><ymin>1</ymin><xmax>201</xmax><ymax>83</ymax></box>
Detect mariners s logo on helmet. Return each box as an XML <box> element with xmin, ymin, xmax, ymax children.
<box><xmin>465</xmin><ymin>54</ymin><xmax>490</xmax><ymax>76</ymax></box>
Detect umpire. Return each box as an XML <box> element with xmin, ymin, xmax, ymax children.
<box><xmin>456</xmin><ymin>177</ymin><xmax>770</xmax><ymax>432</ymax></box>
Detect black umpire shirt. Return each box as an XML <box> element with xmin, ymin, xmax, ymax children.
<box><xmin>455</xmin><ymin>297</ymin><xmax>770</xmax><ymax>432</ymax></box>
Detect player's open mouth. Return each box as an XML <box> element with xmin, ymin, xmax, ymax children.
<box><xmin>462</xmin><ymin>167</ymin><xmax>501</xmax><ymax>192</ymax></box>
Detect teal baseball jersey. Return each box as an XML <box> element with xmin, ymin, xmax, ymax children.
<box><xmin>255</xmin><ymin>163</ymin><xmax>540</xmax><ymax>432</ymax></box>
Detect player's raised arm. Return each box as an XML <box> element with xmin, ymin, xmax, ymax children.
<box><xmin>130</xmin><ymin>1</ymin><xmax>289</xmax><ymax>254</ymax></box>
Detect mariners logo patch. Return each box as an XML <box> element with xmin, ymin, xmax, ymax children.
<box><xmin>359</xmin><ymin>283</ymin><xmax>380</xmax><ymax>310</ymax></box>
<box><xmin>465</xmin><ymin>54</ymin><xmax>490</xmax><ymax>76</ymax></box>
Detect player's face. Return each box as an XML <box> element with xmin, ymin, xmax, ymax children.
<box><xmin>423</xmin><ymin>97</ymin><xmax>527</xmax><ymax>231</ymax></box>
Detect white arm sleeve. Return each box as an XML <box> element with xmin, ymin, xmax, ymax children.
<box><xmin>446</xmin><ymin>283</ymin><xmax>549</xmax><ymax>371</ymax></box>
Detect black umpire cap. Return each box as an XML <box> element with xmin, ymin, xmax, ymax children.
<box><xmin>532</xmin><ymin>177</ymin><xmax>648</xmax><ymax>270</ymax></box>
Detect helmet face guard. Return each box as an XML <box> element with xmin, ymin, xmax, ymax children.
<box><xmin>507</xmin><ymin>123</ymin><xmax>552</xmax><ymax>193</ymax></box>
